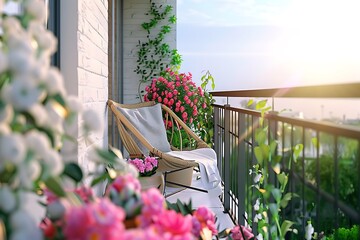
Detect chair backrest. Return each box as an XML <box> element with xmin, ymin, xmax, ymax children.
<box><xmin>107</xmin><ymin>100</ymin><xmax>209</xmax><ymax>158</ymax></box>
<box><xmin>108</xmin><ymin>100</ymin><xmax>171</xmax><ymax>158</ymax></box>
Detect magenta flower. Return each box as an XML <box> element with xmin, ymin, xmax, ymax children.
<box><xmin>137</xmin><ymin>188</ymin><xmax>166</xmax><ymax>227</ymax></box>
<box><xmin>123</xmin><ymin>227</ymin><xmax>161</xmax><ymax>240</ymax></box>
<box><xmin>153</xmin><ymin>209</ymin><xmax>194</xmax><ymax>240</ymax></box>
<box><xmin>63</xmin><ymin>198</ymin><xmax>125</xmax><ymax>240</ymax></box>
<box><xmin>230</xmin><ymin>225</ymin><xmax>254</xmax><ymax>240</ymax></box>
<box><xmin>192</xmin><ymin>206</ymin><xmax>218</xmax><ymax>236</ymax></box>
<box><xmin>128</xmin><ymin>156</ymin><xmax>158</xmax><ymax>177</ymax></box>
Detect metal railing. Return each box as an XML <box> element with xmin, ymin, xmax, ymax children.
<box><xmin>212</xmin><ymin>82</ymin><xmax>360</xmax><ymax>238</ymax></box>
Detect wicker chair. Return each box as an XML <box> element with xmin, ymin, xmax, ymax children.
<box><xmin>107</xmin><ymin>99</ymin><xmax>219</xmax><ymax>197</ymax></box>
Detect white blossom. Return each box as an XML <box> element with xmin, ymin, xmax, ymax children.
<box><xmin>29</xmin><ymin>104</ymin><xmax>48</xmax><ymax>126</ymax></box>
<box><xmin>0</xmin><ymin>123</ymin><xmax>10</xmax><ymax>135</ymax></box>
<box><xmin>29</xmin><ymin>21</ymin><xmax>57</xmax><ymax>54</ymax></box>
<box><xmin>45</xmin><ymin>149</ymin><xmax>63</xmax><ymax>176</ymax></box>
<box><xmin>25</xmin><ymin>130</ymin><xmax>51</xmax><ymax>158</ymax></box>
<box><xmin>0</xmin><ymin>186</ymin><xmax>17</xmax><ymax>213</ymax></box>
<box><xmin>0</xmin><ymin>133</ymin><xmax>26</xmax><ymax>165</ymax></box>
<box><xmin>24</xmin><ymin>0</ymin><xmax>46</xmax><ymax>23</ymax></box>
<box><xmin>254</xmin><ymin>173</ymin><xmax>262</xmax><ymax>183</ymax></box>
<box><xmin>2</xmin><ymin>17</ymin><xmax>22</xmax><ymax>36</ymax></box>
<box><xmin>254</xmin><ymin>213</ymin><xmax>262</xmax><ymax>223</ymax></box>
<box><xmin>9</xmin><ymin>209</ymin><xmax>43</xmax><ymax>240</ymax></box>
<box><xmin>256</xmin><ymin>233</ymin><xmax>264</xmax><ymax>240</ymax></box>
<box><xmin>2</xmin><ymin>78</ymin><xmax>42</xmax><ymax>110</ymax></box>
<box><xmin>7</xmin><ymin>48</ymin><xmax>35</xmax><ymax>74</ymax></box>
<box><xmin>46</xmin><ymin>200</ymin><xmax>66</xmax><ymax>220</ymax></box>
<box><xmin>83</xmin><ymin>109</ymin><xmax>102</xmax><ymax>134</ymax></box>
<box><xmin>45</xmin><ymin>67</ymin><xmax>65</xmax><ymax>95</ymax></box>
<box><xmin>254</xmin><ymin>198</ymin><xmax>260</xmax><ymax>211</ymax></box>
<box><xmin>0</xmin><ymin>103</ymin><xmax>13</xmax><ymax>124</ymax></box>
<box><xmin>66</xmin><ymin>95</ymin><xmax>83</xmax><ymax>113</ymax></box>
<box><xmin>0</xmin><ymin>49</ymin><xmax>8</xmax><ymax>74</ymax></box>
<box><xmin>305</xmin><ymin>222</ymin><xmax>314</xmax><ymax>240</ymax></box>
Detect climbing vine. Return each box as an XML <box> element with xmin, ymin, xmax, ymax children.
<box><xmin>135</xmin><ymin>0</ymin><xmax>182</xmax><ymax>100</ymax></box>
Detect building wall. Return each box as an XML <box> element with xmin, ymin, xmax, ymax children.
<box><xmin>123</xmin><ymin>0</ymin><xmax>176</xmax><ymax>104</ymax></box>
<box><xmin>60</xmin><ymin>0</ymin><xmax>109</xmax><ymax>176</ymax></box>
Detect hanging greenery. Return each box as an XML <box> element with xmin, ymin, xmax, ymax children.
<box><xmin>135</xmin><ymin>0</ymin><xmax>182</xmax><ymax>100</ymax></box>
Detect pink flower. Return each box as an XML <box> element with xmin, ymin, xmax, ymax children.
<box><xmin>163</xmin><ymin>98</ymin><xmax>169</xmax><ymax>104</ymax></box>
<box><xmin>184</xmin><ymin>95</ymin><xmax>189</xmax><ymax>101</ymax></box>
<box><xmin>158</xmin><ymin>97</ymin><xmax>162</xmax><ymax>103</ymax></box>
<box><xmin>168</xmin><ymin>99</ymin><xmax>174</xmax><ymax>106</ymax></box>
<box><xmin>173</xmin><ymin>90</ymin><xmax>178</xmax><ymax>95</ymax></box>
<box><xmin>182</xmin><ymin>112</ymin><xmax>188</xmax><ymax>119</ymax></box>
<box><xmin>230</xmin><ymin>225</ymin><xmax>254</xmax><ymax>240</ymax></box>
<box><xmin>202</xmin><ymin>103</ymin><xmax>207</xmax><ymax>109</ymax></box>
<box><xmin>180</xmin><ymin>106</ymin><xmax>185</xmax><ymax>113</ymax></box>
<box><xmin>138</xmin><ymin>188</ymin><xmax>166</xmax><ymax>227</ymax></box>
<box><xmin>107</xmin><ymin>173</ymin><xmax>141</xmax><ymax>198</ymax></box>
<box><xmin>194</xmin><ymin>98</ymin><xmax>198</xmax><ymax>104</ymax></box>
<box><xmin>176</xmin><ymin>81</ymin><xmax>181</xmax><ymax>87</ymax></box>
<box><xmin>153</xmin><ymin>210</ymin><xmax>194</xmax><ymax>240</ymax></box>
<box><xmin>167</xmin><ymin>92</ymin><xmax>173</xmax><ymax>98</ymax></box>
<box><xmin>63</xmin><ymin>199</ymin><xmax>125</xmax><ymax>240</ymax></box>
<box><xmin>74</xmin><ymin>186</ymin><xmax>94</xmax><ymax>203</ymax></box>
<box><xmin>123</xmin><ymin>227</ymin><xmax>161</xmax><ymax>240</ymax></box>
<box><xmin>193</xmin><ymin>206</ymin><xmax>217</xmax><ymax>236</ymax></box>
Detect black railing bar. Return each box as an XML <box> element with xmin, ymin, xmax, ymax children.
<box><xmin>316</xmin><ymin>130</ymin><xmax>320</xmax><ymax>232</ymax></box>
<box><xmin>334</xmin><ymin>136</ymin><xmax>339</xmax><ymax>232</ymax></box>
<box><xmin>290</xmin><ymin>124</ymin><xmax>295</xmax><ymax>223</ymax></box>
<box><xmin>302</xmin><ymin>127</ymin><xmax>306</xmax><ymax>235</ymax></box>
<box><xmin>292</xmin><ymin>171</ymin><xmax>360</xmax><ymax>223</ymax></box>
<box><xmin>211</xmin><ymin>82</ymin><xmax>360</xmax><ymax>98</ymax></box>
<box><xmin>213</xmin><ymin>104</ymin><xmax>360</xmax><ymax>140</ymax></box>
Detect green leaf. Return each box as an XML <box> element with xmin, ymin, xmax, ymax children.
<box><xmin>280</xmin><ymin>192</ymin><xmax>293</xmax><ymax>208</ymax></box>
<box><xmin>269</xmin><ymin>203</ymin><xmax>279</xmax><ymax>218</ymax></box>
<box><xmin>256</xmin><ymin>100</ymin><xmax>267</xmax><ymax>110</ymax></box>
<box><xmin>91</xmin><ymin>173</ymin><xmax>109</xmax><ymax>187</ymax></box>
<box><xmin>281</xmin><ymin>220</ymin><xmax>294</xmax><ymax>236</ymax></box>
<box><xmin>261</xmin><ymin>144</ymin><xmax>270</xmax><ymax>161</ymax></box>
<box><xmin>254</xmin><ymin>146</ymin><xmax>263</xmax><ymax>166</ymax></box>
<box><xmin>44</xmin><ymin>177</ymin><xmax>66</xmax><ymax>197</ymax></box>
<box><xmin>293</xmin><ymin>144</ymin><xmax>303</xmax><ymax>162</ymax></box>
<box><xmin>62</xmin><ymin>163</ymin><xmax>83</xmax><ymax>183</ymax></box>
<box><xmin>271</xmin><ymin>188</ymin><xmax>282</xmax><ymax>203</ymax></box>
<box><xmin>255</xmin><ymin>128</ymin><xmax>267</xmax><ymax>144</ymax></box>
<box><xmin>247</xmin><ymin>99</ymin><xmax>254</xmax><ymax>107</ymax></box>
<box><xmin>311</xmin><ymin>137</ymin><xmax>318</xmax><ymax>148</ymax></box>
<box><xmin>277</xmin><ymin>172</ymin><xmax>288</xmax><ymax>188</ymax></box>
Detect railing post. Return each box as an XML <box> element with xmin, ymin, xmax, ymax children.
<box><xmin>237</xmin><ymin>113</ymin><xmax>246</xmax><ymax>225</ymax></box>
<box><xmin>224</xmin><ymin>104</ymin><xmax>231</xmax><ymax>212</ymax></box>
<box><xmin>214</xmin><ymin>106</ymin><xmax>220</xmax><ymax>170</ymax></box>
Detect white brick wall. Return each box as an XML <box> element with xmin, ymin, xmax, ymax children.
<box><xmin>123</xmin><ymin>0</ymin><xmax>176</xmax><ymax>103</ymax></box>
<box><xmin>60</xmin><ymin>0</ymin><xmax>109</xmax><ymax>177</ymax></box>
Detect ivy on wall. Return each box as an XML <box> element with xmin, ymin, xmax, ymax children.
<box><xmin>135</xmin><ymin>0</ymin><xmax>182</xmax><ymax>100</ymax></box>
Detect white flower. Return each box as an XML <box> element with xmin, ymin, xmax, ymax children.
<box><xmin>254</xmin><ymin>173</ymin><xmax>262</xmax><ymax>183</ymax></box>
<box><xmin>29</xmin><ymin>104</ymin><xmax>48</xmax><ymax>126</ymax></box>
<box><xmin>0</xmin><ymin>186</ymin><xmax>17</xmax><ymax>213</ymax></box>
<box><xmin>25</xmin><ymin>130</ymin><xmax>51</xmax><ymax>158</ymax></box>
<box><xmin>9</xmin><ymin>209</ymin><xmax>34</xmax><ymax>231</ymax></box>
<box><xmin>254</xmin><ymin>198</ymin><xmax>260</xmax><ymax>211</ymax></box>
<box><xmin>46</xmin><ymin>200</ymin><xmax>66</xmax><ymax>220</ymax></box>
<box><xmin>249</xmin><ymin>169</ymin><xmax>252</xmax><ymax>175</ymax></box>
<box><xmin>0</xmin><ymin>133</ymin><xmax>26</xmax><ymax>165</ymax></box>
<box><xmin>7</xmin><ymin>48</ymin><xmax>35</xmax><ymax>74</ymax></box>
<box><xmin>2</xmin><ymin>79</ymin><xmax>42</xmax><ymax>110</ymax></box>
<box><xmin>2</xmin><ymin>17</ymin><xmax>22</xmax><ymax>34</ymax></box>
<box><xmin>0</xmin><ymin>49</ymin><xmax>9</xmax><ymax>74</ymax></box>
<box><xmin>0</xmin><ymin>103</ymin><xmax>13</xmax><ymax>124</ymax></box>
<box><xmin>24</xmin><ymin>0</ymin><xmax>46</xmax><ymax>23</ymax></box>
<box><xmin>45</xmin><ymin>149</ymin><xmax>63</xmax><ymax>176</ymax></box>
<box><xmin>9</xmin><ymin>209</ymin><xmax>43</xmax><ymax>240</ymax></box>
<box><xmin>29</xmin><ymin>22</ymin><xmax>57</xmax><ymax>54</ymax></box>
<box><xmin>254</xmin><ymin>213</ymin><xmax>262</xmax><ymax>223</ymax></box>
<box><xmin>305</xmin><ymin>222</ymin><xmax>314</xmax><ymax>240</ymax></box>
<box><xmin>66</xmin><ymin>95</ymin><xmax>83</xmax><ymax>113</ymax></box>
<box><xmin>45</xmin><ymin>67</ymin><xmax>65</xmax><ymax>95</ymax></box>
<box><xmin>83</xmin><ymin>109</ymin><xmax>102</xmax><ymax>134</ymax></box>
<box><xmin>256</xmin><ymin>233</ymin><xmax>264</xmax><ymax>240</ymax></box>
<box><xmin>0</xmin><ymin>123</ymin><xmax>10</xmax><ymax>135</ymax></box>
<box><xmin>45</xmin><ymin>101</ymin><xmax>66</xmax><ymax>129</ymax></box>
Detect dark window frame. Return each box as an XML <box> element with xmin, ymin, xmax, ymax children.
<box><xmin>46</xmin><ymin>0</ymin><xmax>61</xmax><ymax>68</ymax></box>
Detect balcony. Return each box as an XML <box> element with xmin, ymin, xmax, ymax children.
<box><xmin>170</xmin><ymin>82</ymin><xmax>360</xmax><ymax>239</ymax></box>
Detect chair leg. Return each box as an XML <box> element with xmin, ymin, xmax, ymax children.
<box><xmin>162</xmin><ymin>168</ymin><xmax>208</xmax><ymax>199</ymax></box>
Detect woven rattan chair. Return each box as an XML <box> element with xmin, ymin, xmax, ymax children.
<box><xmin>107</xmin><ymin>99</ymin><xmax>220</xmax><ymax>197</ymax></box>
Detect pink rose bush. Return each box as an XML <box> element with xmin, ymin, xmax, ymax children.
<box><xmin>144</xmin><ymin>68</ymin><xmax>205</xmax><ymax>126</ymax></box>
<box><xmin>41</xmin><ymin>173</ymin><xmax>250</xmax><ymax>240</ymax></box>
<box><xmin>143</xmin><ymin>68</ymin><xmax>216</xmax><ymax>148</ymax></box>
<box><xmin>128</xmin><ymin>156</ymin><xmax>158</xmax><ymax>176</ymax></box>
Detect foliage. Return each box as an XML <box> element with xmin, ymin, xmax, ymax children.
<box><xmin>249</xmin><ymin>100</ymin><xmax>301</xmax><ymax>240</ymax></box>
<box><xmin>144</xmin><ymin>68</ymin><xmax>215</xmax><ymax>148</ymax></box>
<box><xmin>135</xmin><ymin>0</ymin><xmax>182</xmax><ymax>99</ymax></box>
<box><xmin>324</xmin><ymin>225</ymin><xmax>359</xmax><ymax>240</ymax></box>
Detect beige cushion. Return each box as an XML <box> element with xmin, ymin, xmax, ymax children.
<box><xmin>118</xmin><ymin>103</ymin><xmax>171</xmax><ymax>156</ymax></box>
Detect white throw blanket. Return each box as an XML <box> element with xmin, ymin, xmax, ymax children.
<box><xmin>166</xmin><ymin>148</ymin><xmax>222</xmax><ymax>196</ymax></box>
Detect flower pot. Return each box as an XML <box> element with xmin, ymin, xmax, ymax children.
<box><xmin>138</xmin><ymin>171</ymin><xmax>164</xmax><ymax>194</ymax></box>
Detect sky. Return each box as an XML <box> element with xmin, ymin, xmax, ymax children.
<box><xmin>176</xmin><ymin>0</ymin><xmax>360</xmax><ymax>120</ymax></box>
